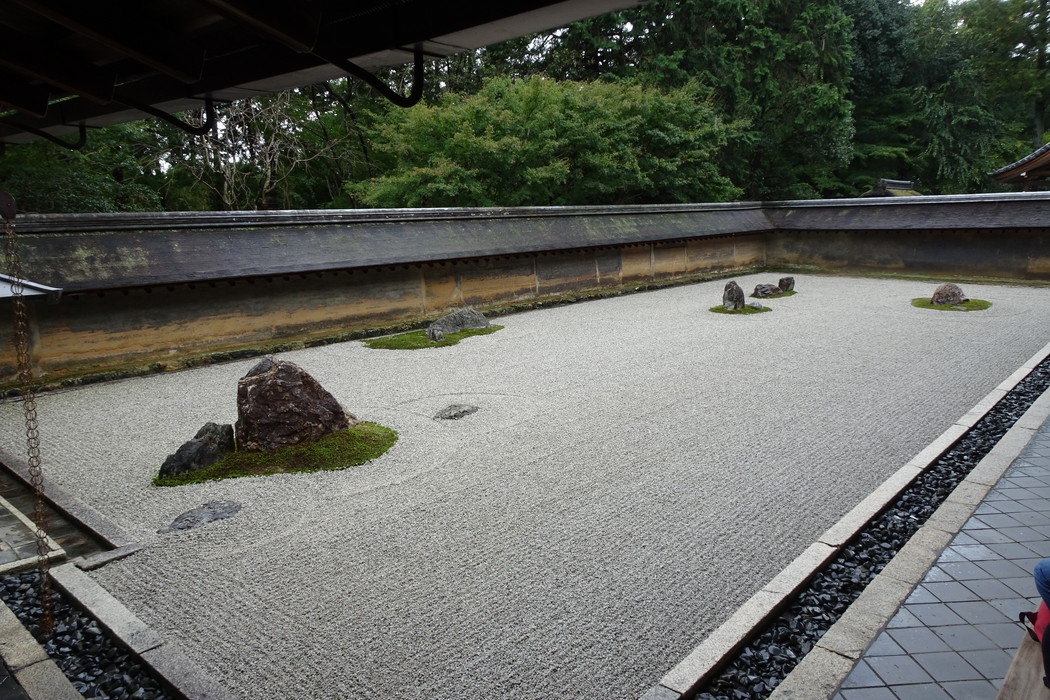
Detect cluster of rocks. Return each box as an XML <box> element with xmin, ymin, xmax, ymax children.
<box><xmin>755</xmin><ymin>277</ymin><xmax>794</xmax><ymax>297</ymax></box>
<box><xmin>158</xmin><ymin>357</ymin><xmax>355</xmax><ymax>480</ymax></box>
<box><xmin>722</xmin><ymin>277</ymin><xmax>795</xmax><ymax>311</ymax></box>
<box><xmin>696</xmin><ymin>352</ymin><xmax>1050</xmax><ymax>699</ymax></box>
<box><xmin>426</xmin><ymin>308</ymin><xmax>490</xmax><ymax>342</ymax></box>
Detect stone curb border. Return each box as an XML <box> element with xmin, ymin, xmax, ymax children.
<box><xmin>0</xmin><ymin>456</ymin><xmax>228</xmax><ymax>698</ymax></box>
<box><xmin>0</xmin><ymin>494</ymin><xmax>64</xmax><ymax>576</ymax></box>
<box><xmin>640</xmin><ymin>340</ymin><xmax>1050</xmax><ymax>700</ymax></box>
<box><xmin>0</xmin><ymin>446</ymin><xmax>134</xmax><ymax>550</ymax></box>
<box><xmin>49</xmin><ymin>563</ymin><xmax>230</xmax><ymax>700</ymax></box>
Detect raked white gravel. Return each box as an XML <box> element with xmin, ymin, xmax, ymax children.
<box><xmin>2</xmin><ymin>273</ymin><xmax>1049</xmax><ymax>700</ymax></box>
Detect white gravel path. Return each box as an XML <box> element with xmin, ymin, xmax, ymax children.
<box><xmin>2</xmin><ymin>273</ymin><xmax>1049</xmax><ymax>700</ymax></box>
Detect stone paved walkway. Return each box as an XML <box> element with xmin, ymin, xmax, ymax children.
<box><xmin>834</xmin><ymin>415</ymin><xmax>1050</xmax><ymax>700</ymax></box>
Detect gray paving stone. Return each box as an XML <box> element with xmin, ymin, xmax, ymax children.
<box><xmin>904</xmin><ymin>587</ymin><xmax>938</xmax><ymax>605</ymax></box>
<box><xmin>1022</xmin><ymin>539</ymin><xmax>1050</xmax><ymax>557</ymax></box>
<box><xmin>889</xmin><ymin>683</ymin><xmax>953</xmax><ymax>700</ymax></box>
<box><xmin>886</xmin><ymin>627</ymin><xmax>951</xmax><ymax>654</ymax></box>
<box><xmin>949</xmin><ymin>544</ymin><xmax>1002</xmax><ymax>561</ymax></box>
<box><xmin>886</xmin><ymin>609</ymin><xmax>923</xmax><ymax>629</ymax></box>
<box><xmin>971</xmin><ymin>514</ymin><xmax>1024</xmax><ymax>529</ymax></box>
<box><xmin>867</xmin><ymin>656</ymin><xmax>935</xmax><ymax>685</ymax></box>
<box><xmin>988</xmin><ymin>597</ymin><xmax>1038</xmax><ymax>621</ymax></box>
<box><xmin>986</xmin><ymin>541</ymin><xmax>1042</xmax><ymax>559</ymax></box>
<box><xmin>946</xmin><ymin>601</ymin><xmax>1012</xmax><ymax>625</ymax></box>
<box><xmin>912</xmin><ymin>651</ymin><xmax>983</xmax><ymax>682</ymax></box>
<box><xmin>950</xmin><ymin>532</ymin><xmax>980</xmax><ymax>545</ymax></box>
<box><xmin>972</xmin><ymin>622</ymin><xmax>1025</xmax><ymax>648</ymax></box>
<box><xmin>906</xmin><ymin>603</ymin><xmax>966</xmax><ymax>627</ymax></box>
<box><xmin>992</xmin><ymin>526</ymin><xmax>1042</xmax><ymax>542</ymax></box>
<box><xmin>959</xmin><ymin>578</ymin><xmax>1021</xmax><ymax>601</ymax></box>
<box><xmin>939</xmin><ymin>561</ymin><xmax>995</xmax><ymax>581</ymax></box>
<box><xmin>1001</xmin><ymin>575</ymin><xmax>1036</xmax><ymax>597</ymax></box>
<box><xmin>938</xmin><ymin>679</ymin><xmax>998</xmax><ymax>700</ymax></box>
<box><xmin>923</xmin><ymin>582</ymin><xmax>981</xmax><ymax>603</ymax></box>
<box><xmin>865</xmin><ymin>634</ymin><xmax>905</xmax><ymax>657</ymax></box>
<box><xmin>1010</xmin><ymin>510</ymin><xmax>1050</xmax><ymax>526</ymax></box>
<box><xmin>841</xmin><ymin>660</ymin><xmax>883</xmax><ymax>689</ymax></box>
<box><xmin>971</xmin><ymin>505</ymin><xmax>1002</xmax><ymax>518</ymax></box>
<box><xmin>974</xmin><ymin>559</ymin><xmax>1031</xmax><ymax>579</ymax></box>
<box><xmin>958</xmin><ymin>648</ymin><xmax>1013</xmax><ymax>680</ymax></box>
<box><xmin>923</xmin><ymin>567</ymin><xmax>953</xmax><ymax>583</ymax></box>
<box><xmin>930</xmin><ymin>625</ymin><xmax>997</xmax><ymax>652</ymax></box>
<box><xmin>963</xmin><ymin>528</ymin><xmax>1013</xmax><ymax>545</ymax></box>
<box><xmin>840</xmin><ymin>688</ymin><xmax>896</xmax><ymax>700</ymax></box>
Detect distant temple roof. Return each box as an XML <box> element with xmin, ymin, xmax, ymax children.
<box><xmin>859</xmin><ymin>179</ymin><xmax>921</xmax><ymax>197</ymax></box>
<box><xmin>989</xmin><ymin>142</ymin><xmax>1050</xmax><ymax>186</ymax></box>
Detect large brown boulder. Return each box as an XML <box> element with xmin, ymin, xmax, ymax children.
<box><xmin>235</xmin><ymin>357</ymin><xmax>356</xmax><ymax>452</ymax></box>
<box><xmin>931</xmin><ymin>283</ymin><xmax>968</xmax><ymax>306</ymax></box>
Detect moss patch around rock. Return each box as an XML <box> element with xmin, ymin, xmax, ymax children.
<box><xmin>709</xmin><ymin>305</ymin><xmax>772</xmax><ymax>315</ymax></box>
<box><xmin>363</xmin><ymin>325</ymin><xmax>504</xmax><ymax>350</ymax></box>
<box><xmin>750</xmin><ymin>290</ymin><xmax>797</xmax><ymax>299</ymax></box>
<box><xmin>910</xmin><ymin>298</ymin><xmax>992</xmax><ymax>312</ymax></box>
<box><xmin>153</xmin><ymin>422</ymin><xmax>398</xmax><ymax>486</ymax></box>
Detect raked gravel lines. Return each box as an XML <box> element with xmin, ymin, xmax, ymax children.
<box><xmin>2</xmin><ymin>273</ymin><xmax>1050</xmax><ymax>699</ymax></box>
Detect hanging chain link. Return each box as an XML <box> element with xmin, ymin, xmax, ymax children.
<box><xmin>3</xmin><ymin>208</ymin><xmax>54</xmax><ymax>635</ymax></box>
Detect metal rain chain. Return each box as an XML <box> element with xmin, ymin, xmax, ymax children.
<box><xmin>1</xmin><ymin>188</ymin><xmax>54</xmax><ymax>634</ymax></box>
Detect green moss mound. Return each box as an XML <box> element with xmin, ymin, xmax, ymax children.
<box><xmin>910</xmin><ymin>298</ymin><xmax>992</xmax><ymax>312</ymax></box>
<box><xmin>750</xmin><ymin>290</ymin><xmax>797</xmax><ymax>299</ymax></box>
<box><xmin>154</xmin><ymin>422</ymin><xmax>398</xmax><ymax>486</ymax></box>
<box><xmin>363</xmin><ymin>325</ymin><xmax>503</xmax><ymax>349</ymax></box>
<box><xmin>709</xmin><ymin>305</ymin><xmax>772</xmax><ymax>315</ymax></box>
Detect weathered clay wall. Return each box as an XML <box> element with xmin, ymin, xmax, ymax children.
<box><xmin>4</xmin><ymin>194</ymin><xmax>1050</xmax><ymax>389</ymax></box>
<box><xmin>1</xmin><ymin>235</ymin><xmax>765</xmax><ymax>386</ymax></box>
<box><xmin>765</xmin><ymin>228</ymin><xmax>1050</xmax><ymax>279</ymax></box>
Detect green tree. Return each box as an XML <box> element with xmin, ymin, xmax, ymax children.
<box><xmin>960</xmin><ymin>0</ymin><xmax>1050</xmax><ymax>148</ymax></box>
<box><xmin>349</xmin><ymin>77</ymin><xmax>743</xmax><ymax>207</ymax></box>
<box><xmin>0</xmin><ymin>122</ymin><xmax>163</xmax><ymax>213</ymax></box>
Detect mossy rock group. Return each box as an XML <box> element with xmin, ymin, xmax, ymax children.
<box><xmin>364</xmin><ymin>325</ymin><xmax>503</xmax><ymax>350</ymax></box>
<box><xmin>154</xmin><ymin>422</ymin><xmax>398</xmax><ymax>486</ymax></box>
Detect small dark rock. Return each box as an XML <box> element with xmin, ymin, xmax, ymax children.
<box><xmin>426</xmin><ymin>308</ymin><xmax>490</xmax><ymax>342</ymax></box>
<box><xmin>753</xmin><ymin>284</ymin><xmax>783</xmax><ymax>298</ymax></box>
<box><xmin>779</xmin><ymin>277</ymin><xmax>795</xmax><ymax>292</ymax></box>
<box><xmin>723</xmin><ymin>281</ymin><xmax>745</xmax><ymax>311</ymax></box>
<box><xmin>931</xmin><ymin>282</ymin><xmax>968</xmax><ymax>305</ymax></box>
<box><xmin>158</xmin><ymin>501</ymin><xmax>242</xmax><ymax>534</ymax></box>
<box><xmin>158</xmin><ymin>422</ymin><xmax>234</xmax><ymax>478</ymax></box>
<box><xmin>434</xmin><ymin>404</ymin><xmax>480</xmax><ymax>420</ymax></box>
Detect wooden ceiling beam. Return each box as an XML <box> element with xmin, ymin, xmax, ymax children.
<box><xmin>0</xmin><ymin>70</ymin><xmax>51</xmax><ymax>117</ymax></box>
<box><xmin>8</xmin><ymin>0</ymin><xmax>206</xmax><ymax>84</ymax></box>
<box><xmin>0</xmin><ymin>30</ymin><xmax>116</xmax><ymax>104</ymax></box>
<box><xmin>194</xmin><ymin>0</ymin><xmax>321</xmax><ymax>54</ymax></box>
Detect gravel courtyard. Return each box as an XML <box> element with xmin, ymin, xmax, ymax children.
<box><xmin>2</xmin><ymin>273</ymin><xmax>1049</xmax><ymax>700</ymax></box>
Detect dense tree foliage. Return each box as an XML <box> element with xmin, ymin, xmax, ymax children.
<box><xmin>0</xmin><ymin>0</ymin><xmax>1044</xmax><ymax>212</ymax></box>
<box><xmin>350</xmin><ymin>77</ymin><xmax>742</xmax><ymax>207</ymax></box>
